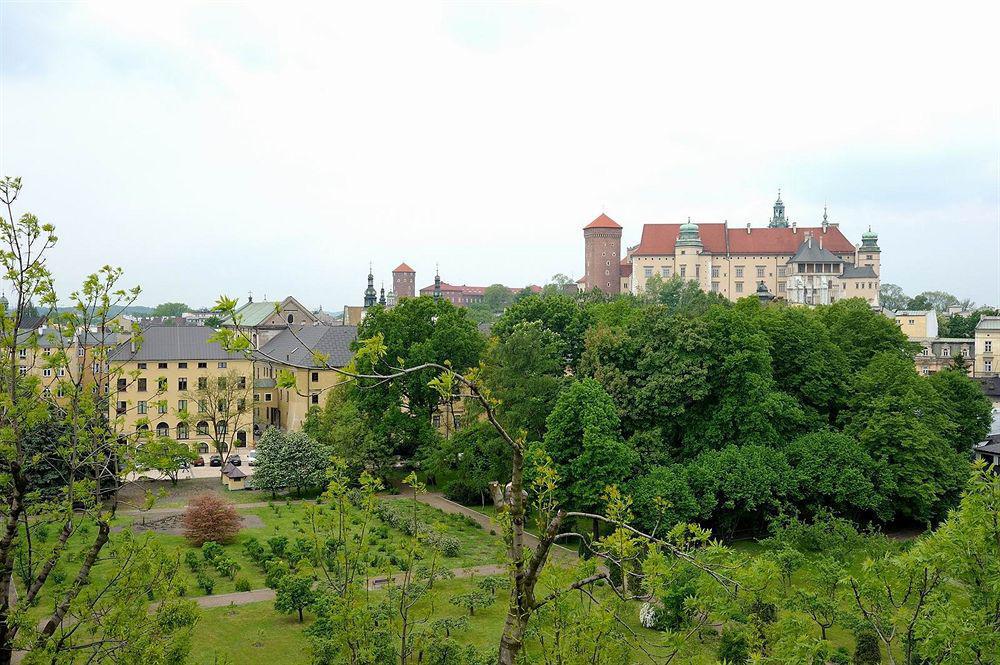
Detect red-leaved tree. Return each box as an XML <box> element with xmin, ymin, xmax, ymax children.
<box><xmin>181</xmin><ymin>493</ymin><xmax>242</xmax><ymax>546</ymax></box>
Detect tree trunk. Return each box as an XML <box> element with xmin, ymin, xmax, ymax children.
<box><xmin>298</xmin><ymin>607</ymin><xmax>303</xmax><ymax>623</ymax></box>
<box><xmin>498</xmin><ymin>610</ymin><xmax>529</xmax><ymax>665</ymax></box>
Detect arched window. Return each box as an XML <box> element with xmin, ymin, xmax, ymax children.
<box><xmin>156</xmin><ymin>422</ymin><xmax>169</xmax><ymax>437</ymax></box>
<box><xmin>197</xmin><ymin>442</ymin><xmax>209</xmax><ymax>454</ymax></box>
<box><xmin>196</xmin><ymin>421</ymin><xmax>209</xmax><ymax>435</ymax></box>
<box><xmin>236</xmin><ymin>431</ymin><xmax>247</xmax><ymax>447</ymax></box>
<box><xmin>177</xmin><ymin>422</ymin><xmax>189</xmax><ymax>440</ymax></box>
<box><xmin>137</xmin><ymin>423</ymin><xmax>149</xmax><ymax>432</ymax></box>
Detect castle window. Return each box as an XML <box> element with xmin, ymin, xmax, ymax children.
<box><xmin>735</xmin><ymin>267</ymin><xmax>744</xmax><ymax>278</ymax></box>
<box><xmin>962</xmin><ymin>347</ymin><xmax>969</xmax><ymax>357</ymax></box>
<box><xmin>661</xmin><ymin>267</ymin><xmax>670</xmax><ymax>278</ymax></box>
<box><xmin>778</xmin><ymin>266</ymin><xmax>786</xmax><ymax>277</ymax></box>
<box><xmin>711</xmin><ymin>266</ymin><xmax>719</xmax><ymax>278</ymax></box>
<box><xmin>680</xmin><ymin>266</ymin><xmax>686</xmax><ymax>279</ymax></box>
<box><xmin>985</xmin><ymin>341</ymin><xmax>992</xmax><ymax>353</ymax></box>
<box><xmin>735</xmin><ymin>282</ymin><xmax>743</xmax><ymax>293</ymax></box>
<box><xmin>756</xmin><ymin>266</ymin><xmax>765</xmax><ymax>278</ymax></box>
<box><xmin>942</xmin><ymin>347</ymin><xmax>950</xmax><ymax>357</ymax></box>
<box><xmin>711</xmin><ymin>282</ymin><xmax>719</xmax><ymax>292</ymax></box>
<box><xmin>986</xmin><ymin>361</ymin><xmax>993</xmax><ymax>373</ymax></box>
<box><xmin>778</xmin><ymin>281</ymin><xmax>786</xmax><ymax>292</ymax></box>
<box><xmin>643</xmin><ymin>266</ymin><xmax>653</xmax><ymax>278</ymax></box>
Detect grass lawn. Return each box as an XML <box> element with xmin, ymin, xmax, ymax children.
<box><xmin>15</xmin><ymin>496</ymin><xmax>504</xmax><ymax>627</ymax></box>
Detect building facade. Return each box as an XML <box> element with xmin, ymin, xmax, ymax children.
<box><xmin>589</xmin><ymin>195</ymin><xmax>882</xmax><ymax>306</ymax></box>
<box><xmin>975</xmin><ymin>316</ymin><xmax>1000</xmax><ymax>377</ymax></box>
<box><xmin>108</xmin><ymin>326</ymin><xmax>256</xmax><ymax>453</ymax></box>
<box><xmin>392</xmin><ymin>263</ymin><xmax>416</xmax><ymax>300</ymax></box>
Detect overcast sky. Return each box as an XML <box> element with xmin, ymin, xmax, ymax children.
<box><xmin>2</xmin><ymin>1</ymin><xmax>998</xmax><ymax>310</ymax></box>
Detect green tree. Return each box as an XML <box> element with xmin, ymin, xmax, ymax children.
<box><xmin>643</xmin><ymin>273</ymin><xmax>727</xmax><ymax>314</ymax></box>
<box><xmin>151</xmin><ymin>301</ymin><xmax>190</xmax><ymax>317</ymax></box>
<box><xmin>878</xmin><ymin>283</ymin><xmax>909</xmax><ymax>311</ymax></box>
<box><xmin>845</xmin><ymin>353</ymin><xmax>967</xmax><ymax>522</ymax></box>
<box><xmin>817</xmin><ymin>299</ymin><xmax>914</xmax><ymax>373</ymax></box>
<box><xmin>250</xmin><ymin>427</ymin><xmax>331</xmax><ymax>497</ymax></box>
<box><xmin>686</xmin><ymin>445</ymin><xmax>795</xmax><ymax>538</ymax></box>
<box><xmin>492</xmin><ymin>293</ymin><xmax>592</xmax><ymax>368</ymax></box>
<box><xmin>275</xmin><ymin>573</ymin><xmax>316</xmax><ymax>623</ymax></box>
<box><xmin>790</xmin><ymin>557</ymin><xmax>844</xmax><ymax>640</ymax></box>
<box><xmin>0</xmin><ymin>178</ymin><xmax>195</xmax><ymax>663</ymax></box>
<box><xmin>541</xmin><ymin>379</ymin><xmax>638</xmax><ymax>535</ymax></box>
<box><xmin>625</xmin><ymin>464</ymin><xmax>700</xmax><ymax>533</ymax></box>
<box><xmin>135</xmin><ymin>435</ymin><xmax>199</xmax><ymax>485</ymax></box>
<box><xmin>309</xmin><ymin>387</ymin><xmax>391</xmax><ymax>479</ymax></box>
<box><xmin>907</xmin><ymin>290</ymin><xmax>959</xmax><ymax>312</ymax></box>
<box><xmin>783</xmin><ymin>431</ymin><xmax>895</xmax><ymax>522</ymax></box>
<box><xmin>354</xmin><ymin>296</ymin><xmax>484</xmax><ymax>459</ymax></box>
<box><xmin>927</xmin><ymin>368</ymin><xmax>993</xmax><ymax>450</ymax></box>
<box><xmin>479</xmin><ymin>321</ymin><xmax>564</xmax><ymax>442</ymax></box>
<box><xmin>420</xmin><ymin>420</ymin><xmax>511</xmax><ymax>505</ymax></box>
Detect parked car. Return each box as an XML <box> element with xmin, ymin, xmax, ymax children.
<box><xmin>247</xmin><ymin>450</ymin><xmax>257</xmax><ymax>466</ymax></box>
<box><xmin>229</xmin><ymin>454</ymin><xmax>242</xmax><ymax>466</ymax></box>
<box><xmin>209</xmin><ymin>454</ymin><xmax>222</xmax><ymax>467</ymax></box>
<box><xmin>192</xmin><ymin>456</ymin><xmax>205</xmax><ymax>467</ymax></box>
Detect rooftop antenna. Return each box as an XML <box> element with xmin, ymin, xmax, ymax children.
<box><xmin>248</xmin><ymin>290</ymin><xmax>253</xmax><ymax>304</ymax></box>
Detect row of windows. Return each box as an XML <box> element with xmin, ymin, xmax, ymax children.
<box><xmin>135</xmin><ymin>361</ymin><xmax>229</xmax><ymax>370</ymax></box>
<box><xmin>116</xmin><ymin>375</ymin><xmax>247</xmax><ymax>392</ymax></box>
<box><xmin>920</xmin><ymin>347</ymin><xmax>971</xmax><ymax>358</ymax></box>
<box><xmin>127</xmin><ymin>398</ymin><xmax>248</xmax><ymax>415</ymax></box>
<box><xmin>641</xmin><ymin>265</ymin><xmax>785</xmax><ymax>280</ymax></box>
<box><xmin>138</xmin><ymin>421</ymin><xmax>248</xmax><ymax>441</ymax></box>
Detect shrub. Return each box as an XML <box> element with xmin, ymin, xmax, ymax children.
<box><xmin>234</xmin><ymin>576</ymin><xmax>252</xmax><ymax>592</ymax></box>
<box><xmin>184</xmin><ymin>551</ymin><xmax>201</xmax><ymax>572</ymax></box>
<box><xmin>214</xmin><ymin>555</ymin><xmax>240</xmax><ymax>580</ymax></box>
<box><xmin>182</xmin><ymin>494</ymin><xmax>242</xmax><ymax>546</ymax></box>
<box><xmin>195</xmin><ymin>572</ymin><xmax>215</xmax><ymax>595</ymax></box>
<box><xmin>201</xmin><ymin>541</ymin><xmax>224</xmax><ymax>562</ymax></box>
<box><xmin>242</xmin><ymin>537</ymin><xmax>267</xmax><ymax>564</ymax></box>
<box><xmin>443</xmin><ymin>478</ymin><xmax>482</xmax><ymax>505</ymax></box>
<box><xmin>265</xmin><ymin>558</ymin><xmax>291</xmax><ymax>589</ymax></box>
<box><xmin>853</xmin><ymin>628</ymin><xmax>881</xmax><ymax>665</ymax></box>
<box><xmin>718</xmin><ymin>626</ymin><xmax>750</xmax><ymax>665</ymax></box>
<box><xmin>267</xmin><ymin>535</ymin><xmax>289</xmax><ymax>558</ymax></box>
<box><xmin>438</xmin><ymin>535</ymin><xmax>460</xmax><ymax>558</ymax></box>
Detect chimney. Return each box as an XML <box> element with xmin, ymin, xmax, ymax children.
<box><xmin>819</xmin><ymin>235</ymin><xmax>823</xmax><ymax>249</ymax></box>
<box><xmin>746</xmin><ymin>223</ymin><xmax>751</xmax><ymax>235</ymax></box>
<box><xmin>792</xmin><ymin>221</ymin><xmax>797</xmax><ymax>234</ymax></box>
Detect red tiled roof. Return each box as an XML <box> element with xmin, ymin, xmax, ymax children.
<box><xmin>728</xmin><ymin>225</ymin><xmax>855</xmax><ymax>254</ymax></box>
<box><xmin>633</xmin><ymin>223</ymin><xmax>856</xmax><ymax>256</ymax></box>
<box><xmin>584</xmin><ymin>213</ymin><xmax>622</xmax><ymax>230</ymax></box>
<box><xmin>393</xmin><ymin>263</ymin><xmax>415</xmax><ymax>273</ymax></box>
<box><xmin>418</xmin><ymin>282</ymin><xmax>542</xmax><ymax>295</ymax></box>
<box><xmin>620</xmin><ymin>264</ymin><xmax>633</xmax><ymax>277</ymax></box>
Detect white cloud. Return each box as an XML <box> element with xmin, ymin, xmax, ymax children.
<box><xmin>2</xmin><ymin>0</ymin><xmax>998</xmax><ymax>307</ymax></box>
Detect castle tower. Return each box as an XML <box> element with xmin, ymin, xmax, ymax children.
<box><xmin>433</xmin><ymin>267</ymin><xmax>441</xmax><ymax>301</ymax></box>
<box><xmin>392</xmin><ymin>263</ymin><xmax>416</xmax><ymax>300</ymax></box>
<box><xmin>583</xmin><ymin>213</ymin><xmax>623</xmax><ymax>295</ymax></box>
<box><xmin>378</xmin><ymin>284</ymin><xmax>386</xmax><ymax>307</ymax></box>
<box><xmin>363</xmin><ymin>264</ymin><xmax>377</xmax><ymax>308</ymax></box>
<box><xmin>768</xmin><ymin>190</ymin><xmax>789</xmax><ymax>228</ymax></box>
<box><xmin>858</xmin><ymin>226</ymin><xmax>881</xmax><ymax>277</ymax></box>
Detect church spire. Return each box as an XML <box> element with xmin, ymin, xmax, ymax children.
<box><xmin>433</xmin><ymin>264</ymin><xmax>441</xmax><ymax>302</ymax></box>
<box><xmin>768</xmin><ymin>189</ymin><xmax>789</xmax><ymax>228</ymax></box>
<box><xmin>379</xmin><ymin>283</ymin><xmax>386</xmax><ymax>307</ymax></box>
<box><xmin>363</xmin><ymin>262</ymin><xmax>377</xmax><ymax>308</ymax></box>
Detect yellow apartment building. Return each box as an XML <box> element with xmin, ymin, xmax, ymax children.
<box><xmin>975</xmin><ymin>316</ymin><xmax>1000</xmax><ymax>377</ymax></box>
<box><xmin>254</xmin><ymin>324</ymin><xmax>356</xmax><ymax>431</ymax></box>
<box><xmin>109</xmin><ymin>326</ymin><xmax>256</xmax><ymax>453</ymax></box>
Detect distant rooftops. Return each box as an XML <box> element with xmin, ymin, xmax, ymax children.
<box><xmin>583</xmin><ymin>213</ymin><xmax>622</xmax><ymax>230</ymax></box>
<box><xmin>632</xmin><ymin>223</ymin><xmax>856</xmax><ymax>256</ymax></box>
<box><xmin>393</xmin><ymin>263</ymin><xmax>415</xmax><ymax>273</ymax></box>
<box><xmin>418</xmin><ymin>282</ymin><xmax>543</xmax><ymax>296</ymax></box>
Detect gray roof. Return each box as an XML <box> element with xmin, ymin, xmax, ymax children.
<box><xmin>259</xmin><ymin>324</ymin><xmax>357</xmax><ymax>368</ymax></box>
<box><xmin>840</xmin><ymin>265</ymin><xmax>877</xmax><ymax>279</ymax></box>
<box><xmin>109</xmin><ymin>326</ymin><xmax>247</xmax><ymax>362</ymax></box>
<box><xmin>976</xmin><ymin>316</ymin><xmax>1000</xmax><ymax>331</ymax></box>
<box><xmin>894</xmin><ymin>310</ymin><xmax>936</xmax><ymax>316</ymax></box>
<box><xmin>787</xmin><ymin>240</ymin><xmax>844</xmax><ymax>264</ymax></box>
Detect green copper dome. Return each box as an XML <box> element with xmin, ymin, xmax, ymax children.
<box><xmin>676</xmin><ymin>217</ymin><xmax>702</xmax><ymax>246</ymax></box>
<box><xmin>860</xmin><ymin>226</ymin><xmax>880</xmax><ymax>251</ymax></box>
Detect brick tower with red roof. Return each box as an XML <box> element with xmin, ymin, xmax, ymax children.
<box><xmin>392</xmin><ymin>263</ymin><xmax>416</xmax><ymax>300</ymax></box>
<box><xmin>583</xmin><ymin>213</ymin><xmax>623</xmax><ymax>295</ymax></box>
